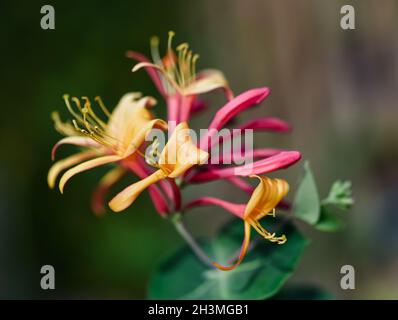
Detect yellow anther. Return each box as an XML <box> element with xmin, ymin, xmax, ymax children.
<box><xmin>247</xmin><ymin>218</ymin><xmax>286</xmax><ymax>244</ymax></box>
<box><xmin>176</xmin><ymin>43</ymin><xmax>189</xmax><ymax>52</ymax></box>
<box><xmin>71</xmin><ymin>97</ymin><xmax>82</xmax><ymax>109</ymax></box>
<box><xmin>63</xmin><ymin>94</ymin><xmax>83</xmax><ymax>123</ymax></box>
<box><xmin>81</xmin><ymin>96</ymin><xmax>107</xmax><ymax>129</ymax></box>
<box><xmin>167</xmin><ymin>31</ymin><xmax>175</xmax><ymax>52</ymax></box>
<box><xmin>192</xmin><ymin>54</ymin><xmax>200</xmax><ymax>64</ymax></box>
<box><xmin>151</xmin><ymin>36</ymin><xmax>159</xmax><ymax>47</ymax></box>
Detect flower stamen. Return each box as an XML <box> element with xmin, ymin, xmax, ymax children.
<box><xmin>255</xmin><ymin>208</ymin><xmax>276</xmax><ymax>220</ymax></box>
<box><xmin>51</xmin><ymin>111</ymin><xmax>77</xmax><ymax>136</ymax></box>
<box><xmin>146</xmin><ymin>31</ymin><xmax>201</xmax><ymax>95</ymax></box>
<box><xmin>64</xmin><ymin>95</ymin><xmax>122</xmax><ymax>151</ymax></box>
<box><xmin>247</xmin><ymin>218</ymin><xmax>286</xmax><ymax>244</ymax></box>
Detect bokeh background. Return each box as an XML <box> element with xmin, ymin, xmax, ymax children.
<box><xmin>1</xmin><ymin>0</ymin><xmax>398</xmax><ymax>299</ymax></box>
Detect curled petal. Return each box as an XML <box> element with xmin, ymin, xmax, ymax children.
<box><xmin>123</xmin><ymin>118</ymin><xmax>167</xmax><ymax>157</ymax></box>
<box><xmin>47</xmin><ymin>150</ymin><xmax>98</xmax><ymax>189</ymax></box>
<box><xmin>207</xmin><ymin>87</ymin><xmax>270</xmax><ymax>131</ymax></box>
<box><xmin>132</xmin><ymin>61</ymin><xmax>162</xmax><ymax>73</ymax></box>
<box><xmin>159</xmin><ymin>122</ymin><xmax>209</xmax><ymax>177</ymax></box>
<box><xmin>132</xmin><ymin>62</ymin><xmax>180</xmax><ymax>94</ymax></box>
<box><xmin>59</xmin><ymin>155</ymin><xmax>121</xmax><ymax>193</ymax></box>
<box><xmin>244</xmin><ymin>176</ymin><xmax>289</xmax><ymax>220</ymax></box>
<box><xmin>108</xmin><ymin>92</ymin><xmax>156</xmax><ymax>125</ymax></box>
<box><xmin>107</xmin><ymin>93</ymin><xmax>167</xmax><ymax>157</ymax></box>
<box><xmin>109</xmin><ymin>169</ymin><xmax>167</xmax><ymax>212</ymax></box>
<box><xmin>126</xmin><ymin>51</ymin><xmax>166</xmax><ymax>96</ymax></box>
<box><xmin>184</xmin><ymin>197</ymin><xmax>245</xmax><ymax>218</ymax></box>
<box><xmin>183</xmin><ymin>69</ymin><xmax>231</xmax><ymax>98</ymax></box>
<box><xmin>200</xmin><ymin>87</ymin><xmax>270</xmax><ymax>151</ymax></box>
<box><xmin>91</xmin><ymin>167</ymin><xmax>126</xmax><ymax>216</ymax></box>
<box><xmin>213</xmin><ymin>221</ymin><xmax>251</xmax><ymax>271</ymax></box>
<box><xmin>189</xmin><ymin>151</ymin><xmax>301</xmax><ymax>183</ymax></box>
<box><xmin>51</xmin><ymin>136</ymin><xmax>101</xmax><ymax>160</ymax></box>
<box><xmin>226</xmin><ymin>176</ymin><xmax>291</xmax><ymax>210</ymax></box>
<box><xmin>168</xmin><ymin>141</ymin><xmax>209</xmax><ymax>178</ymax></box>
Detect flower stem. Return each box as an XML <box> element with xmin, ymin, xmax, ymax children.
<box><xmin>171</xmin><ymin>214</ymin><xmax>214</xmax><ymax>269</ymax></box>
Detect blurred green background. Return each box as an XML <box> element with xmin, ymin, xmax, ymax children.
<box><xmin>1</xmin><ymin>0</ymin><xmax>398</xmax><ymax>299</ymax></box>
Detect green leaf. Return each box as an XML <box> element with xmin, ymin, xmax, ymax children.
<box><xmin>322</xmin><ymin>180</ymin><xmax>354</xmax><ymax>211</ymax></box>
<box><xmin>272</xmin><ymin>284</ymin><xmax>334</xmax><ymax>300</ymax></box>
<box><xmin>148</xmin><ymin>220</ymin><xmax>309</xmax><ymax>300</ymax></box>
<box><xmin>315</xmin><ymin>206</ymin><xmax>345</xmax><ymax>232</ymax></box>
<box><xmin>293</xmin><ymin>161</ymin><xmax>320</xmax><ymax>225</ymax></box>
<box><xmin>313</xmin><ymin>180</ymin><xmax>353</xmax><ymax>232</ymax></box>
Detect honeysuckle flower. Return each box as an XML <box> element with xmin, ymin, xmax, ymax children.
<box><xmin>47</xmin><ymin>34</ymin><xmax>306</xmax><ymax>276</ymax></box>
<box><xmin>127</xmin><ymin>32</ymin><xmax>232</xmax><ymax>124</ymax></box>
<box><xmin>185</xmin><ymin>176</ymin><xmax>289</xmax><ymax>271</ymax></box>
<box><xmin>48</xmin><ymin>92</ymin><xmax>174</xmax><ymax>215</ymax></box>
<box><xmin>109</xmin><ymin>122</ymin><xmax>209</xmax><ymax>212</ymax></box>
<box><xmin>183</xmin><ymin>87</ymin><xmax>301</xmax><ymax>183</ymax></box>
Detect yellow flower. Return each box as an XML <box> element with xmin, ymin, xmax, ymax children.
<box><xmin>214</xmin><ymin>176</ymin><xmax>289</xmax><ymax>271</ymax></box>
<box><xmin>109</xmin><ymin>122</ymin><xmax>209</xmax><ymax>212</ymax></box>
<box><xmin>132</xmin><ymin>31</ymin><xmax>230</xmax><ymax>97</ymax></box>
<box><xmin>48</xmin><ymin>92</ymin><xmax>167</xmax><ymax>193</ymax></box>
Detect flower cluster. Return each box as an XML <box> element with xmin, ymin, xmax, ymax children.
<box><xmin>48</xmin><ymin>32</ymin><xmax>301</xmax><ymax>271</ymax></box>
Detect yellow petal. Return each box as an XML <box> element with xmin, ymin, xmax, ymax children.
<box><xmin>47</xmin><ymin>150</ymin><xmax>98</xmax><ymax>189</ymax></box>
<box><xmin>244</xmin><ymin>176</ymin><xmax>289</xmax><ymax>220</ymax></box>
<box><xmin>213</xmin><ymin>221</ymin><xmax>251</xmax><ymax>271</ymax></box>
<box><xmin>59</xmin><ymin>155</ymin><xmax>121</xmax><ymax>193</ymax></box>
<box><xmin>51</xmin><ymin>136</ymin><xmax>101</xmax><ymax>160</ymax></box>
<box><xmin>107</xmin><ymin>93</ymin><xmax>153</xmax><ymax>137</ymax></box>
<box><xmin>158</xmin><ymin>122</ymin><xmax>209</xmax><ymax>177</ymax></box>
<box><xmin>108</xmin><ymin>169</ymin><xmax>167</xmax><ymax>212</ymax></box>
<box><xmin>106</xmin><ymin>93</ymin><xmax>166</xmax><ymax>156</ymax></box>
<box><xmin>132</xmin><ymin>61</ymin><xmax>162</xmax><ymax>73</ymax></box>
<box><xmin>183</xmin><ymin>69</ymin><xmax>229</xmax><ymax>96</ymax></box>
<box><xmin>123</xmin><ymin>118</ymin><xmax>167</xmax><ymax>157</ymax></box>
<box><xmin>168</xmin><ymin>141</ymin><xmax>209</xmax><ymax>178</ymax></box>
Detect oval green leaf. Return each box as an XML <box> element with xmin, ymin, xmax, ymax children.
<box><xmin>293</xmin><ymin>161</ymin><xmax>320</xmax><ymax>225</ymax></box>
<box><xmin>148</xmin><ymin>220</ymin><xmax>309</xmax><ymax>300</ymax></box>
